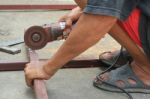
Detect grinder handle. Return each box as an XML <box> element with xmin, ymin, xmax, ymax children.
<box><xmin>50</xmin><ymin>22</ymin><xmax>67</xmax><ymax>41</ymax></box>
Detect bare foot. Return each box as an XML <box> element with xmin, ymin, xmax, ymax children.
<box><xmin>131</xmin><ymin>61</ymin><xmax>150</xmax><ymax>86</ymax></box>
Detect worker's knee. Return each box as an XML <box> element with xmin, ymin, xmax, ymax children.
<box><xmin>74</xmin><ymin>0</ymin><xmax>87</xmax><ymax>9</ymax></box>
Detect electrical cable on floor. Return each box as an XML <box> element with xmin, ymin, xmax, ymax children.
<box><xmin>97</xmin><ymin>46</ymin><xmax>133</xmax><ymax>99</ymax></box>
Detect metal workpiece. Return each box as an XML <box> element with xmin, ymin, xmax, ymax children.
<box><xmin>0</xmin><ymin>5</ymin><xmax>76</xmax><ymax>10</ymax></box>
<box><xmin>0</xmin><ymin>37</ymin><xmax>23</xmax><ymax>54</ymax></box>
<box><xmin>0</xmin><ymin>46</ymin><xmax>21</xmax><ymax>54</ymax></box>
<box><xmin>0</xmin><ymin>58</ymin><xmax>101</xmax><ymax>71</ymax></box>
<box><xmin>28</xmin><ymin>49</ymin><xmax>49</xmax><ymax>99</ymax></box>
<box><xmin>24</xmin><ymin>22</ymin><xmax>67</xmax><ymax>50</ymax></box>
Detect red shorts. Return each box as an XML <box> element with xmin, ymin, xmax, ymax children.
<box><xmin>118</xmin><ymin>8</ymin><xmax>142</xmax><ymax>47</ymax></box>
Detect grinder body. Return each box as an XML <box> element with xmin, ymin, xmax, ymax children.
<box><xmin>24</xmin><ymin>22</ymin><xmax>67</xmax><ymax>50</ymax></box>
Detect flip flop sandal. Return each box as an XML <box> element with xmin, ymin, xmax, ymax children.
<box><xmin>93</xmin><ymin>63</ymin><xmax>150</xmax><ymax>94</ymax></box>
<box><xmin>99</xmin><ymin>49</ymin><xmax>133</xmax><ymax>68</ymax></box>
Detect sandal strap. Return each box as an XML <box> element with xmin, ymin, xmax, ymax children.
<box><xmin>102</xmin><ymin>63</ymin><xmax>150</xmax><ymax>89</ymax></box>
<box><xmin>99</xmin><ymin>50</ymin><xmax>130</xmax><ymax>67</ymax></box>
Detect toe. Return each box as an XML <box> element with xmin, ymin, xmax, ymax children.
<box><xmin>95</xmin><ymin>72</ymin><xmax>110</xmax><ymax>84</ymax></box>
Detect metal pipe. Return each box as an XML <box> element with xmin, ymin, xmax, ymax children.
<box><xmin>0</xmin><ymin>5</ymin><xmax>76</xmax><ymax>10</ymax></box>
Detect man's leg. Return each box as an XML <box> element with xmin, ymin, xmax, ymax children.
<box><xmin>105</xmin><ymin>23</ymin><xmax>150</xmax><ymax>86</ymax></box>
<box><xmin>74</xmin><ymin>0</ymin><xmax>150</xmax><ymax>86</ymax></box>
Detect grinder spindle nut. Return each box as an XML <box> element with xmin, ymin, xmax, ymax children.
<box><xmin>32</xmin><ymin>33</ymin><xmax>41</xmax><ymax>42</ymax></box>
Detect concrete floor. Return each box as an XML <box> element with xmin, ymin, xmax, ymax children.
<box><xmin>0</xmin><ymin>0</ymin><xmax>150</xmax><ymax>99</ymax></box>
<box><xmin>0</xmin><ymin>68</ymin><xmax>149</xmax><ymax>99</ymax></box>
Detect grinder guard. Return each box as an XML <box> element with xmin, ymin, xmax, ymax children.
<box><xmin>24</xmin><ymin>22</ymin><xmax>66</xmax><ymax>50</ymax></box>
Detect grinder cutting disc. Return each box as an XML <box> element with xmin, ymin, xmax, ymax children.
<box><xmin>24</xmin><ymin>26</ymin><xmax>50</xmax><ymax>50</ymax></box>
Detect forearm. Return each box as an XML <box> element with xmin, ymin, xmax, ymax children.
<box><xmin>44</xmin><ymin>13</ymin><xmax>117</xmax><ymax>74</ymax></box>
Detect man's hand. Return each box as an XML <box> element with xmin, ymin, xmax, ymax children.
<box><xmin>59</xmin><ymin>7</ymin><xmax>82</xmax><ymax>37</ymax></box>
<box><xmin>24</xmin><ymin>62</ymin><xmax>55</xmax><ymax>87</ymax></box>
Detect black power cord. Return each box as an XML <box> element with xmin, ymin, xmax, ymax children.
<box><xmin>96</xmin><ymin>46</ymin><xmax>133</xmax><ymax>99</ymax></box>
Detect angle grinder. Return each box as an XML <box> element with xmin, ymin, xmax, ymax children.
<box><xmin>24</xmin><ymin>22</ymin><xmax>69</xmax><ymax>50</ymax></box>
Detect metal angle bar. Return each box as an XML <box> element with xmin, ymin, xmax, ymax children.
<box><xmin>0</xmin><ymin>46</ymin><xmax>21</xmax><ymax>54</ymax></box>
<box><xmin>0</xmin><ymin>5</ymin><xmax>76</xmax><ymax>10</ymax></box>
<box><xmin>28</xmin><ymin>49</ymin><xmax>49</xmax><ymax>99</ymax></box>
<box><xmin>0</xmin><ymin>59</ymin><xmax>101</xmax><ymax>71</ymax></box>
<box><xmin>0</xmin><ymin>47</ymin><xmax>102</xmax><ymax>71</ymax></box>
<box><xmin>0</xmin><ymin>61</ymin><xmax>27</xmax><ymax>71</ymax></box>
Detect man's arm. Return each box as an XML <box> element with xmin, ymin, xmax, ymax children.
<box><xmin>25</xmin><ymin>10</ymin><xmax>117</xmax><ymax>87</ymax></box>
<box><xmin>44</xmin><ymin>14</ymin><xmax>117</xmax><ymax>74</ymax></box>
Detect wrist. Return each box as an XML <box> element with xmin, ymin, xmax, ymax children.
<box><xmin>42</xmin><ymin>62</ymin><xmax>58</xmax><ymax>76</ymax></box>
<box><xmin>68</xmin><ymin>7</ymin><xmax>82</xmax><ymax>20</ymax></box>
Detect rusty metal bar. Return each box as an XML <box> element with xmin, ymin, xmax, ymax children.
<box><xmin>0</xmin><ymin>5</ymin><xmax>76</xmax><ymax>10</ymax></box>
<box><xmin>0</xmin><ymin>61</ymin><xmax>27</xmax><ymax>71</ymax></box>
<box><xmin>28</xmin><ymin>49</ymin><xmax>48</xmax><ymax>99</ymax></box>
<box><xmin>0</xmin><ymin>46</ymin><xmax>102</xmax><ymax>71</ymax></box>
<box><xmin>0</xmin><ymin>59</ymin><xmax>101</xmax><ymax>71</ymax></box>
